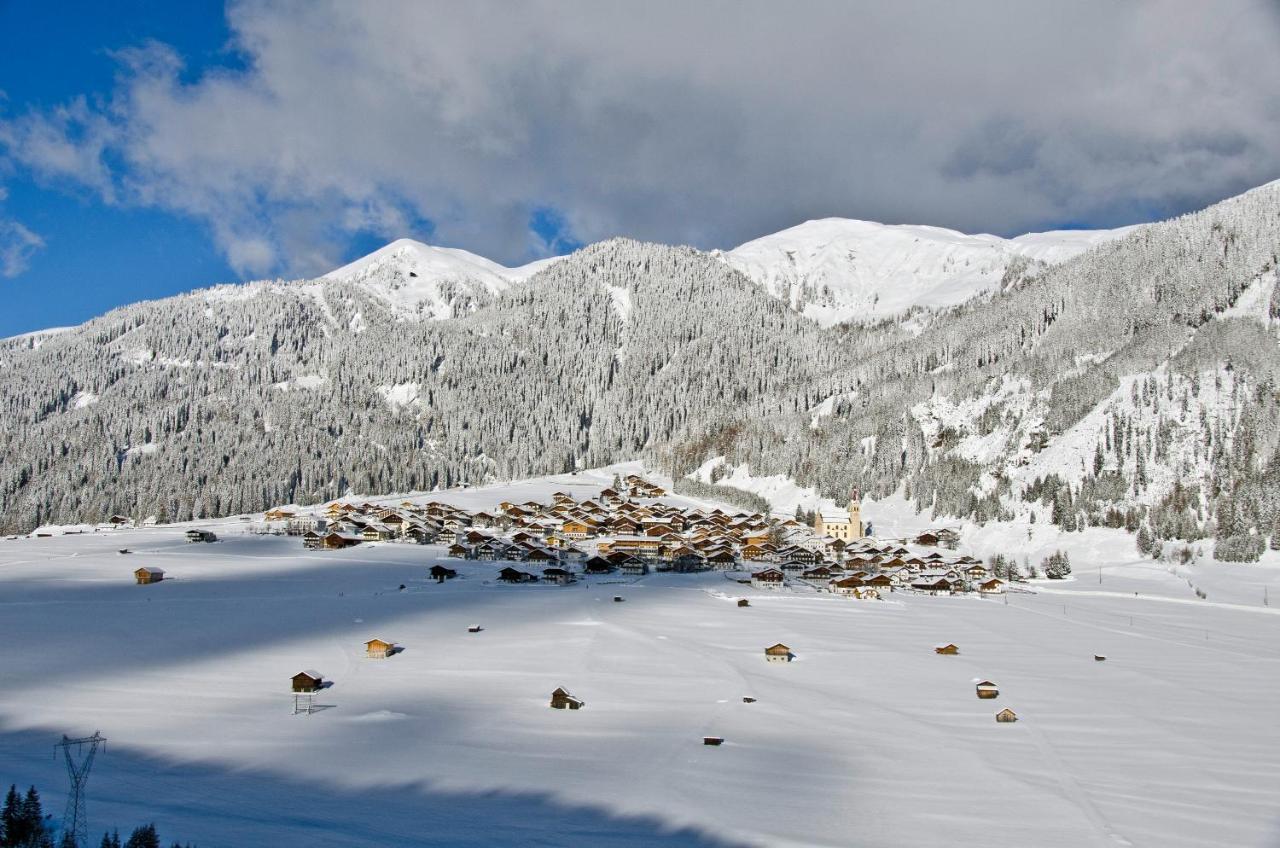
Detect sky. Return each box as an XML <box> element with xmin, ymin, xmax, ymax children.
<box><xmin>1</xmin><ymin>0</ymin><xmax>1279</xmax><ymax>337</ymax></box>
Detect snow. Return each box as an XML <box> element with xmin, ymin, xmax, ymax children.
<box><xmin>71</xmin><ymin>391</ymin><xmax>99</xmax><ymax>409</ymax></box>
<box><xmin>2</xmin><ymin>470</ymin><xmax>1279</xmax><ymax>847</ymax></box>
<box><xmin>275</xmin><ymin>374</ymin><xmax>326</xmax><ymax>392</ymax></box>
<box><xmin>377</xmin><ymin>382</ymin><xmax>421</xmax><ymax>410</ymax></box>
<box><xmin>323</xmin><ymin>239</ymin><xmax>565</xmax><ymax>321</ymax></box>
<box><xmin>607</xmin><ymin>284</ymin><xmax>633</xmax><ymax>323</ymax></box>
<box><xmin>1218</xmin><ymin>270</ymin><xmax>1276</xmax><ymax>323</ymax></box>
<box><xmin>2</xmin><ymin>489</ymin><xmax>1280</xmax><ymax>845</ymax></box>
<box><xmin>722</xmin><ymin>218</ymin><xmax>1137</xmax><ymax>327</ymax></box>
<box><xmin>690</xmin><ymin>457</ymin><xmax>836</xmax><ymax>517</ymax></box>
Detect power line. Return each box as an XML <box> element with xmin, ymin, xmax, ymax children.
<box><xmin>55</xmin><ymin>731</ymin><xmax>106</xmax><ymax>848</ymax></box>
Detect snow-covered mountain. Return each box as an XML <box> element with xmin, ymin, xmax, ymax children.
<box><xmin>720</xmin><ymin>219</ymin><xmax>1135</xmax><ymax>326</ymax></box>
<box><xmin>313</xmin><ymin>218</ymin><xmax>1132</xmax><ymax>328</ymax></box>
<box><xmin>2</xmin><ymin>180</ymin><xmax>1279</xmax><ymax>555</ymax></box>
<box><xmin>322</xmin><ymin>238</ymin><xmax>562</xmax><ymax>320</ymax></box>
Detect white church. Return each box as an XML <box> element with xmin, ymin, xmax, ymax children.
<box><xmin>814</xmin><ymin>489</ymin><xmax>865</xmax><ymax>541</ymax></box>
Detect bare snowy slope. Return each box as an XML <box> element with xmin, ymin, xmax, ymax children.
<box><xmin>323</xmin><ymin>238</ymin><xmax>562</xmax><ymax>320</ymax></box>
<box><xmin>721</xmin><ymin>219</ymin><xmax>1135</xmax><ymax>326</ymax></box>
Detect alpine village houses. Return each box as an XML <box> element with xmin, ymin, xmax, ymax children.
<box><xmin>269</xmin><ymin>474</ymin><xmax>995</xmax><ymax>596</ymax></box>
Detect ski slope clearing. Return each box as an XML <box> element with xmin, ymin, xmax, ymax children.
<box><xmin>1</xmin><ymin>484</ymin><xmax>1278</xmax><ymax>846</ymax></box>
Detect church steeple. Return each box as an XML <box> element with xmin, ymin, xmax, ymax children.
<box><xmin>848</xmin><ymin>487</ymin><xmax>864</xmax><ymax>539</ymax></box>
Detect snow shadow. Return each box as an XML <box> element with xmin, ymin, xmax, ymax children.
<box><xmin>0</xmin><ymin>728</ymin><xmax>745</xmax><ymax>847</ymax></box>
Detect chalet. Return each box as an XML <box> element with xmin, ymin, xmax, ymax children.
<box><xmin>737</xmin><ymin>599</ymin><xmax>750</xmax><ymax>607</ymax></box>
<box><xmin>672</xmin><ymin>552</ymin><xmax>706</xmax><ymax>573</ymax></box>
<box><xmin>405</xmin><ymin>526</ymin><xmax>437</xmax><ymax>544</ymax></box>
<box><xmin>751</xmin><ymin>568</ymin><xmax>785</xmax><ymax>589</ymax></box>
<box><xmin>497</xmin><ymin>567</ymin><xmax>536</xmax><ymax>583</ymax></box>
<box><xmin>706</xmin><ymin>549</ymin><xmax>737</xmax><ymax>568</ymax></box>
<box><xmin>979</xmin><ymin>578</ymin><xmax>1006</xmax><ymax>595</ymax></box>
<box><xmin>108</xmin><ymin>515</ymin><xmax>132</xmax><ymax>525</ymax></box>
<box><xmin>764</xmin><ymin>643</ymin><xmax>792</xmax><ymax>663</ymax></box>
<box><xmin>740</xmin><ymin>544</ymin><xmax>770</xmax><ymax>561</ymax></box>
<box><xmin>321</xmin><ymin>532</ymin><xmax>362</xmax><ymax>550</ymax></box>
<box><xmin>302</xmin><ymin>531</ymin><xmax>323</xmax><ymax>550</ymax></box>
<box><xmin>864</xmin><ymin>574</ymin><xmax>894</xmax><ymax>591</ymax></box>
<box><xmin>995</xmin><ymin>708</ymin><xmax>1018</xmax><ymax>723</ymax></box>
<box><xmin>976</xmin><ymin>681</ymin><xmax>999</xmax><ymax>699</ymax></box>
<box><xmin>185</xmin><ymin>529</ymin><xmax>217</xmax><ymax>543</ymax></box>
<box><xmin>550</xmin><ymin>687</ymin><xmax>584</xmax><ymax>710</ymax></box>
<box><xmin>934</xmin><ymin>643</ymin><xmax>960</xmax><ymax>655</ymax></box>
<box><xmin>802</xmin><ymin>566</ymin><xmax>833</xmax><ymax>580</ymax></box>
<box><xmin>542</xmin><ymin>567</ymin><xmax>575</xmax><ymax>586</ymax></box>
<box><xmin>561</xmin><ymin>520</ymin><xmax>594</xmax><ymax>540</ymax></box>
<box><xmin>601</xmin><ymin>535</ymin><xmax>662</xmax><ymax>557</ymax></box>
<box><xmin>446</xmin><ymin>543</ymin><xmax>470</xmax><ymax>559</ymax></box>
<box><xmin>365</xmin><ymin>638</ymin><xmax>395</xmax><ymax>659</ymax></box>
<box><xmin>620</xmin><ymin>559</ymin><xmax>648</xmax><ymax>576</ymax></box>
<box><xmin>912</xmin><ymin>577</ymin><xmax>956</xmax><ymax>595</ymax></box>
<box><xmin>291</xmin><ymin>670</ymin><xmax>324</xmax><ymax>693</ymax></box>
<box><xmin>776</xmin><ymin>559</ymin><xmax>805</xmax><ymax>573</ymax></box>
<box><xmin>134</xmin><ymin>567</ymin><xmax>164</xmax><ymax>585</ymax></box>
<box><xmin>914</xmin><ymin>532</ymin><xmax>940</xmax><ymax>546</ymax></box>
<box><xmin>429</xmin><ymin>564</ymin><xmax>458</xmax><ymax>582</ymax></box>
<box><xmin>583</xmin><ymin>556</ymin><xmax>614</xmax><ymax>574</ymax></box>
<box><xmin>525</xmin><ymin>548</ymin><xmax>559</xmax><ymax>564</ymax></box>
<box><xmin>830</xmin><ymin>576</ymin><xmax>865</xmax><ymax>595</ymax></box>
<box><xmin>361</xmin><ymin>525</ymin><xmax>393</xmax><ymax>543</ymax></box>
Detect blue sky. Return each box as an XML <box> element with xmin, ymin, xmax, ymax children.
<box><xmin>0</xmin><ymin>2</ymin><xmax>239</xmax><ymax>334</ymax></box>
<box><xmin>1</xmin><ymin>1</ymin><xmax>1277</xmax><ymax>337</ymax></box>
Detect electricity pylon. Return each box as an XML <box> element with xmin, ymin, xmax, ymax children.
<box><xmin>55</xmin><ymin>731</ymin><xmax>106</xmax><ymax>848</ymax></box>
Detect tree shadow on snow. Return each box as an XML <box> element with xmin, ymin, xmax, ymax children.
<box><xmin>0</xmin><ymin>727</ymin><xmax>745</xmax><ymax>848</ymax></box>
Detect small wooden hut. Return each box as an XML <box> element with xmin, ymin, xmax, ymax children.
<box><xmin>550</xmin><ymin>687</ymin><xmax>584</xmax><ymax>710</ymax></box>
<box><xmin>703</xmin><ymin>737</ymin><xmax>724</xmax><ymax>746</ymax></box>
<box><xmin>292</xmin><ymin>670</ymin><xmax>324</xmax><ymax>693</ymax></box>
<box><xmin>134</xmin><ymin>567</ymin><xmax>164</xmax><ymax>585</ymax></box>
<box><xmin>365</xmin><ymin>638</ymin><xmax>395</xmax><ymax>659</ymax></box>
<box><xmin>975</xmin><ymin>680</ymin><xmax>999</xmax><ymax>699</ymax></box>
<box><xmin>737</xmin><ymin>599</ymin><xmax>750</xmax><ymax>608</ymax></box>
<box><xmin>995</xmin><ymin>708</ymin><xmax>1018</xmax><ymax>723</ymax></box>
<box><xmin>764</xmin><ymin>643</ymin><xmax>792</xmax><ymax>663</ymax></box>
<box><xmin>934</xmin><ymin>643</ymin><xmax>960</xmax><ymax>655</ymax></box>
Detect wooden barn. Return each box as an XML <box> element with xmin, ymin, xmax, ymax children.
<box><xmin>995</xmin><ymin>708</ymin><xmax>1018</xmax><ymax>723</ymax></box>
<box><xmin>976</xmin><ymin>680</ymin><xmax>999</xmax><ymax>699</ymax></box>
<box><xmin>365</xmin><ymin>638</ymin><xmax>395</xmax><ymax>659</ymax></box>
<box><xmin>737</xmin><ymin>598</ymin><xmax>750</xmax><ymax>608</ymax></box>
<box><xmin>550</xmin><ymin>687</ymin><xmax>584</xmax><ymax>710</ymax></box>
<box><xmin>185</xmin><ymin>529</ymin><xmax>217</xmax><ymax>543</ymax></box>
<box><xmin>134</xmin><ymin>566</ymin><xmax>164</xmax><ymax>585</ymax></box>
<box><xmin>292</xmin><ymin>670</ymin><xmax>324</xmax><ymax>693</ymax></box>
<box><xmin>764</xmin><ymin>643</ymin><xmax>792</xmax><ymax>662</ymax></box>
<box><xmin>429</xmin><ymin>564</ymin><xmax>458</xmax><ymax>582</ymax></box>
<box><xmin>934</xmin><ymin>643</ymin><xmax>959</xmax><ymax>655</ymax></box>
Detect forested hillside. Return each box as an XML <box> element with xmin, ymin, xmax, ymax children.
<box><xmin>2</xmin><ymin>182</ymin><xmax>1278</xmax><ymax>556</ymax></box>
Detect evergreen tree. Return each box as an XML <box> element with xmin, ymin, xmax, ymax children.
<box><xmin>1042</xmin><ymin>550</ymin><xmax>1072</xmax><ymax>579</ymax></box>
<box><xmin>123</xmin><ymin>825</ymin><xmax>159</xmax><ymax>848</ymax></box>
<box><xmin>2</xmin><ymin>785</ymin><xmax>20</xmax><ymax>848</ymax></box>
<box><xmin>99</xmin><ymin>831</ymin><xmax>121</xmax><ymax>848</ymax></box>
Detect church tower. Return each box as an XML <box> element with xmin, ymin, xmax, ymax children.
<box><xmin>848</xmin><ymin>488</ymin><xmax>864</xmax><ymax>539</ymax></box>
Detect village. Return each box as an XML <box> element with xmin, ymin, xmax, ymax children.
<box><xmin>255</xmin><ymin>475</ymin><xmax>1007</xmax><ymax>598</ymax></box>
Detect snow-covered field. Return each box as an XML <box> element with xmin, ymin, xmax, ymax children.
<box><xmin>2</xmin><ymin>472</ymin><xmax>1279</xmax><ymax>847</ymax></box>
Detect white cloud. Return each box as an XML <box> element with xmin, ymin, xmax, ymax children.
<box><xmin>0</xmin><ymin>218</ymin><xmax>45</xmax><ymax>278</ymax></box>
<box><xmin>1</xmin><ymin>0</ymin><xmax>1278</xmax><ymax>277</ymax></box>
